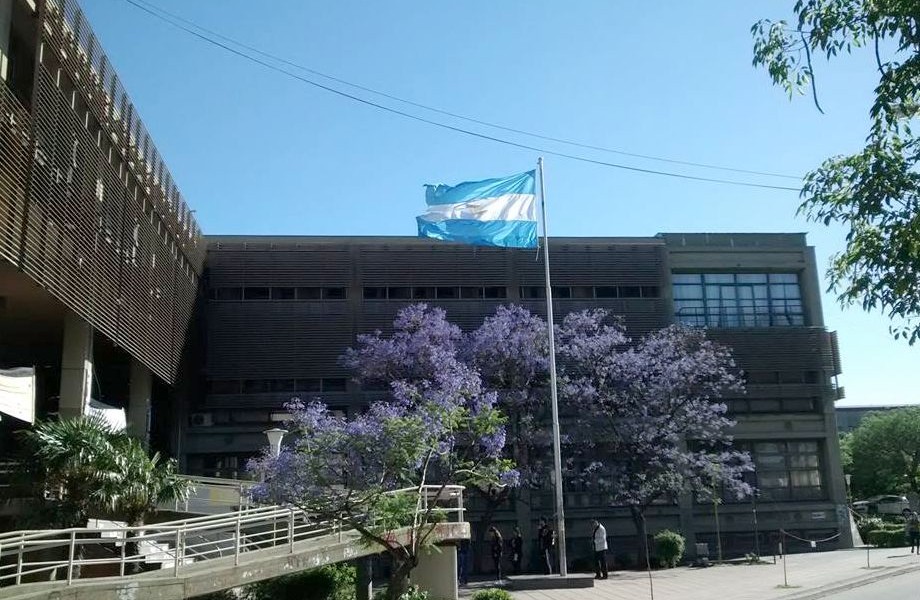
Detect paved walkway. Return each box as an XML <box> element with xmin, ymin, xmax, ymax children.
<box><xmin>461</xmin><ymin>548</ymin><xmax>920</xmax><ymax>600</ymax></box>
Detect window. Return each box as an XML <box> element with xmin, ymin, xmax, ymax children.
<box><xmin>209</xmin><ymin>380</ymin><xmax>241</xmax><ymax>394</ymax></box>
<box><xmin>242</xmin><ymin>379</ymin><xmax>271</xmax><ymax>394</ymax></box>
<box><xmin>641</xmin><ymin>286</ymin><xmax>659</xmax><ymax>298</ymax></box>
<box><xmin>271</xmin><ymin>379</ymin><xmax>297</xmax><ymax>393</ymax></box>
<box><xmin>436</xmin><ymin>287</ymin><xmax>459</xmax><ymax>299</ymax></box>
<box><xmin>552</xmin><ymin>286</ymin><xmax>572</xmax><ymax>299</ymax></box>
<box><xmin>461</xmin><ymin>287</ymin><xmax>484</xmax><ymax>299</ymax></box>
<box><xmin>322</xmin><ymin>378</ymin><xmax>347</xmax><ymax>392</ymax></box>
<box><xmin>296</xmin><ymin>378</ymin><xmax>321</xmax><ymax>392</ymax></box>
<box><xmin>231</xmin><ymin>410</ymin><xmax>270</xmax><ymax>424</ymax></box>
<box><xmin>364</xmin><ymin>287</ymin><xmax>387</xmax><ymax>299</ymax></box>
<box><xmin>739</xmin><ymin>440</ymin><xmax>825</xmax><ymax>501</ymax></box>
<box><xmin>273</xmin><ymin>287</ymin><xmax>296</xmax><ymax>300</ymax></box>
<box><xmin>595</xmin><ymin>287</ymin><xmax>617</xmax><ymax>299</ymax></box>
<box><xmin>297</xmin><ymin>287</ymin><xmax>322</xmax><ymax>300</ymax></box>
<box><xmin>521</xmin><ymin>286</ymin><xmax>545</xmax><ymax>299</ymax></box>
<box><xmin>388</xmin><ymin>287</ymin><xmax>412</xmax><ymax>300</ymax></box>
<box><xmin>243</xmin><ymin>287</ymin><xmax>270</xmax><ymax>301</ymax></box>
<box><xmin>215</xmin><ymin>288</ymin><xmax>242</xmax><ymax>301</ymax></box>
<box><xmin>323</xmin><ymin>287</ymin><xmax>347</xmax><ymax>300</ymax></box>
<box><xmin>673</xmin><ymin>273</ymin><xmax>804</xmax><ymax>328</ymax></box>
<box><xmin>412</xmin><ymin>287</ymin><xmax>435</xmax><ymax>300</ymax></box>
<box><xmin>572</xmin><ymin>286</ymin><xmax>594</xmax><ymax>299</ymax></box>
<box><xmin>484</xmin><ymin>287</ymin><xmax>507</xmax><ymax>299</ymax></box>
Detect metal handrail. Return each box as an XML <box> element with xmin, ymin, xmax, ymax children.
<box><xmin>0</xmin><ymin>484</ymin><xmax>464</xmax><ymax>588</ymax></box>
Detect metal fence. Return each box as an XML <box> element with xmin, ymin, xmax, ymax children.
<box><xmin>0</xmin><ymin>484</ymin><xmax>465</xmax><ymax>588</ymax></box>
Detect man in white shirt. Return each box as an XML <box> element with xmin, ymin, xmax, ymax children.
<box><xmin>592</xmin><ymin>519</ymin><xmax>609</xmax><ymax>580</ymax></box>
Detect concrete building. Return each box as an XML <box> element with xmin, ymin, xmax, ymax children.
<box><xmin>0</xmin><ymin>0</ymin><xmax>203</xmax><ymax>449</ymax></box>
<box><xmin>835</xmin><ymin>405</ymin><xmax>906</xmax><ymax>434</ymax></box>
<box><xmin>186</xmin><ymin>233</ymin><xmax>851</xmax><ymax>565</ymax></box>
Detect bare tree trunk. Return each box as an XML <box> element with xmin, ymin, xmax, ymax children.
<box><xmin>386</xmin><ymin>555</ymin><xmax>417</xmax><ymax>600</ymax></box>
<box><xmin>630</xmin><ymin>506</ymin><xmax>651</xmax><ymax>570</ymax></box>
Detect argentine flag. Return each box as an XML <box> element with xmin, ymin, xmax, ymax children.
<box><xmin>417</xmin><ymin>170</ymin><xmax>538</xmax><ymax>248</ymax></box>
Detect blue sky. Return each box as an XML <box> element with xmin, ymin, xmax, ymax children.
<box><xmin>81</xmin><ymin>0</ymin><xmax>916</xmax><ymax>407</ymax></box>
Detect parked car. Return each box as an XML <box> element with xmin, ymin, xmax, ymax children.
<box><xmin>852</xmin><ymin>495</ymin><xmax>911</xmax><ymax>516</ymax></box>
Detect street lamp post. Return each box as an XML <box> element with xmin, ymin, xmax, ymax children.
<box><xmin>264</xmin><ymin>428</ymin><xmax>288</xmax><ymax>458</ymax></box>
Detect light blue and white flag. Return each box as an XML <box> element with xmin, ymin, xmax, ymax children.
<box><xmin>417</xmin><ymin>170</ymin><xmax>538</xmax><ymax>248</ymax></box>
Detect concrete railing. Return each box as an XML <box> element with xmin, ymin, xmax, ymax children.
<box><xmin>0</xmin><ymin>485</ymin><xmax>465</xmax><ymax>589</ymax></box>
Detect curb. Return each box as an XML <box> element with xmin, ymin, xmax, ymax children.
<box><xmin>780</xmin><ymin>563</ymin><xmax>920</xmax><ymax>600</ymax></box>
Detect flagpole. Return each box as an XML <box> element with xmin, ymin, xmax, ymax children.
<box><xmin>538</xmin><ymin>157</ymin><xmax>567</xmax><ymax>577</ymax></box>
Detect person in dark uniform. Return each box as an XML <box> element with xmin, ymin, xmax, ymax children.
<box><xmin>537</xmin><ymin>517</ymin><xmax>555</xmax><ymax>575</ymax></box>
<box><xmin>511</xmin><ymin>526</ymin><xmax>524</xmax><ymax>575</ymax></box>
<box><xmin>489</xmin><ymin>526</ymin><xmax>504</xmax><ymax>582</ymax></box>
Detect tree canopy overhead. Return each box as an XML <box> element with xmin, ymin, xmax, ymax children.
<box><xmin>846</xmin><ymin>406</ymin><xmax>920</xmax><ymax>499</ymax></box>
<box><xmin>753</xmin><ymin>1</ymin><xmax>920</xmax><ymax>343</ymax></box>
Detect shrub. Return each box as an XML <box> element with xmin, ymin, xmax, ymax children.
<box><xmin>856</xmin><ymin>516</ymin><xmax>884</xmax><ymax>540</ymax></box>
<box><xmin>244</xmin><ymin>564</ymin><xmax>356</xmax><ymax>600</ymax></box>
<box><xmin>614</xmin><ymin>552</ymin><xmax>634</xmax><ymax>569</ymax></box>
<box><xmin>472</xmin><ymin>589</ymin><xmax>514</xmax><ymax>600</ymax></box>
<box><xmin>396</xmin><ymin>587</ymin><xmax>430</xmax><ymax>600</ymax></box>
<box><xmin>866</xmin><ymin>529</ymin><xmax>908</xmax><ymax>548</ymax></box>
<box><xmin>654</xmin><ymin>530</ymin><xmax>686</xmax><ymax>568</ymax></box>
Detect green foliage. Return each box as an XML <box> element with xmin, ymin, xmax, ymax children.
<box><xmin>847</xmin><ymin>407</ymin><xmax>920</xmax><ymax>496</ymax></box>
<box><xmin>244</xmin><ymin>564</ymin><xmax>356</xmax><ymax>600</ymax></box>
<box><xmin>867</xmin><ymin>529</ymin><xmax>908</xmax><ymax>548</ymax></box>
<box><xmin>653</xmin><ymin>529</ymin><xmax>686</xmax><ymax>568</ymax></box>
<box><xmin>399</xmin><ymin>588</ymin><xmax>430</xmax><ymax>600</ymax></box>
<box><xmin>753</xmin><ymin>1</ymin><xmax>920</xmax><ymax>343</ymax></box>
<box><xmin>471</xmin><ymin>589</ymin><xmax>514</xmax><ymax>600</ymax></box>
<box><xmin>839</xmin><ymin>433</ymin><xmax>853</xmax><ymax>476</ymax></box>
<box><xmin>190</xmin><ymin>592</ymin><xmax>237</xmax><ymax>600</ymax></box>
<box><xmin>12</xmin><ymin>417</ymin><xmax>190</xmax><ymax>528</ymax></box>
<box><xmin>856</xmin><ymin>516</ymin><xmax>885</xmax><ymax>541</ymax></box>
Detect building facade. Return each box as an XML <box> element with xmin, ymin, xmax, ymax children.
<box><xmin>0</xmin><ymin>0</ymin><xmax>203</xmax><ymax>444</ymax></box>
<box><xmin>0</xmin><ymin>0</ymin><xmax>852</xmax><ymax>570</ymax></box>
<box><xmin>186</xmin><ymin>233</ymin><xmax>851</xmax><ymax>564</ymax></box>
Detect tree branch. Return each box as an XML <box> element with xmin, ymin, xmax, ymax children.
<box><xmin>801</xmin><ymin>30</ymin><xmax>825</xmax><ymax>114</ymax></box>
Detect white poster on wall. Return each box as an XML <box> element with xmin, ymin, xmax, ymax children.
<box><xmin>0</xmin><ymin>367</ymin><xmax>36</xmax><ymax>424</ymax></box>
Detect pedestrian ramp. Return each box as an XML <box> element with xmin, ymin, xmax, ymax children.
<box><xmin>0</xmin><ymin>485</ymin><xmax>468</xmax><ymax>600</ymax></box>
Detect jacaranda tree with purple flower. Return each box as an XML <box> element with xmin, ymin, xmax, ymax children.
<box><xmin>464</xmin><ymin>304</ymin><xmax>550</xmax><ymax>566</ymax></box>
<box><xmin>558</xmin><ymin>311</ymin><xmax>754</xmax><ymax>567</ymax></box>
<box><xmin>249</xmin><ymin>305</ymin><xmax>516</xmax><ymax>599</ymax></box>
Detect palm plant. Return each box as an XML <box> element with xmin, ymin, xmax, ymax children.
<box><xmin>16</xmin><ymin>416</ymin><xmax>122</xmax><ymax>528</ymax></box>
<box><xmin>14</xmin><ymin>416</ymin><xmax>191</xmax><ymax>576</ymax></box>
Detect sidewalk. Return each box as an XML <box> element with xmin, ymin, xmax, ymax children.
<box><xmin>460</xmin><ymin>548</ymin><xmax>920</xmax><ymax>600</ymax></box>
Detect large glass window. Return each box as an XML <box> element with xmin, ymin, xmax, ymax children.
<box><xmin>673</xmin><ymin>273</ymin><xmax>804</xmax><ymax>327</ymax></box>
<box><xmin>739</xmin><ymin>440</ymin><xmax>825</xmax><ymax>501</ymax></box>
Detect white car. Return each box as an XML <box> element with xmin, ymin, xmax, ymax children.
<box><xmin>852</xmin><ymin>495</ymin><xmax>911</xmax><ymax>516</ymax></box>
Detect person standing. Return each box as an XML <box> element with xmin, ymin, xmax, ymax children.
<box><xmin>511</xmin><ymin>526</ymin><xmax>524</xmax><ymax>575</ymax></box>
<box><xmin>538</xmin><ymin>517</ymin><xmax>555</xmax><ymax>575</ymax></box>
<box><xmin>591</xmin><ymin>518</ymin><xmax>609</xmax><ymax>579</ymax></box>
<box><xmin>489</xmin><ymin>526</ymin><xmax>504</xmax><ymax>583</ymax></box>
<box><xmin>905</xmin><ymin>509</ymin><xmax>920</xmax><ymax>553</ymax></box>
<box><xmin>457</xmin><ymin>538</ymin><xmax>470</xmax><ymax>586</ymax></box>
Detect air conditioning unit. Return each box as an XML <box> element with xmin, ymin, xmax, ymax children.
<box><xmin>190</xmin><ymin>412</ymin><xmax>213</xmax><ymax>427</ymax></box>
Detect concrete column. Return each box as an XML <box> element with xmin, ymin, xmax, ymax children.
<box><xmin>412</xmin><ymin>545</ymin><xmax>458</xmax><ymax>600</ymax></box>
<box><xmin>129</xmin><ymin>358</ymin><xmax>152</xmax><ymax>444</ymax></box>
<box><xmin>801</xmin><ymin>246</ymin><xmax>825</xmax><ymax>327</ymax></box>
<box><xmin>59</xmin><ymin>312</ymin><xmax>93</xmax><ymax>419</ymax></box>
<box><xmin>355</xmin><ymin>557</ymin><xmax>373</xmax><ymax>600</ymax></box>
<box><xmin>0</xmin><ymin>0</ymin><xmax>11</xmax><ymax>82</ymax></box>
